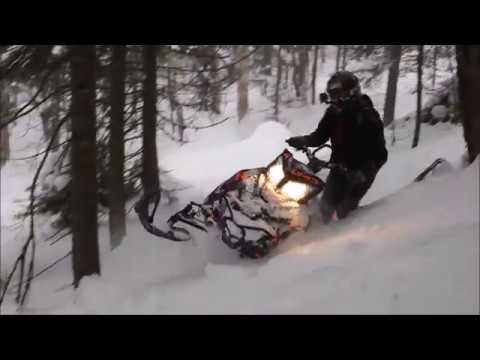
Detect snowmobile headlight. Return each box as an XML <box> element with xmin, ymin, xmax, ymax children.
<box><xmin>281</xmin><ymin>181</ymin><xmax>309</xmax><ymax>202</ymax></box>
<box><xmin>267</xmin><ymin>164</ymin><xmax>285</xmax><ymax>187</ymax></box>
<box><xmin>267</xmin><ymin>164</ymin><xmax>309</xmax><ymax>202</ymax></box>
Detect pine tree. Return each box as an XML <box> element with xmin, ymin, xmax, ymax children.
<box><xmin>335</xmin><ymin>45</ymin><xmax>341</xmax><ymax>72</ymax></box>
<box><xmin>456</xmin><ymin>45</ymin><xmax>480</xmax><ymax>163</ymax></box>
<box><xmin>261</xmin><ymin>45</ymin><xmax>273</xmax><ymax>75</ymax></box>
<box><xmin>311</xmin><ymin>45</ymin><xmax>319</xmax><ymax>104</ymax></box>
<box><xmin>141</xmin><ymin>45</ymin><xmax>161</xmax><ymax>197</ymax></box>
<box><xmin>383</xmin><ymin>45</ymin><xmax>402</xmax><ymax>128</ymax></box>
<box><xmin>108</xmin><ymin>45</ymin><xmax>127</xmax><ymax>249</ymax></box>
<box><xmin>274</xmin><ymin>46</ymin><xmax>283</xmax><ymax>120</ymax></box>
<box><xmin>412</xmin><ymin>45</ymin><xmax>424</xmax><ymax>148</ymax></box>
<box><xmin>236</xmin><ymin>45</ymin><xmax>250</xmax><ymax>121</ymax></box>
<box><xmin>69</xmin><ymin>45</ymin><xmax>100</xmax><ymax>287</ymax></box>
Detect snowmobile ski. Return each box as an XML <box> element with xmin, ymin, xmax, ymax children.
<box><xmin>414</xmin><ymin>158</ymin><xmax>446</xmax><ymax>182</ymax></box>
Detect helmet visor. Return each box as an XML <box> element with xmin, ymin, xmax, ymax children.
<box><xmin>327</xmin><ymin>87</ymin><xmax>344</xmax><ymax>102</ymax></box>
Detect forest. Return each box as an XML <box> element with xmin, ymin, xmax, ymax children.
<box><xmin>0</xmin><ymin>45</ymin><xmax>478</xmax><ymax>314</ymax></box>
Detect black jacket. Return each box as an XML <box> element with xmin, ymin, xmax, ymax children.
<box><xmin>304</xmin><ymin>94</ymin><xmax>388</xmax><ymax>173</ymax></box>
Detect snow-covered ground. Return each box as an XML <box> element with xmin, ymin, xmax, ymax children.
<box><xmin>1</xmin><ymin>46</ymin><xmax>478</xmax><ymax>314</ymax></box>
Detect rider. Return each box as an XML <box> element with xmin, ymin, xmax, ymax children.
<box><xmin>286</xmin><ymin>71</ymin><xmax>388</xmax><ymax>224</ymax></box>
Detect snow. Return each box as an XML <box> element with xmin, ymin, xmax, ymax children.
<box><xmin>161</xmin><ymin>120</ymin><xmax>293</xmax><ymax>202</ymax></box>
<box><xmin>1</xmin><ymin>46</ymin><xmax>477</xmax><ymax>315</ymax></box>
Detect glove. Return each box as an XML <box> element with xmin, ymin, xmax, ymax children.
<box><xmin>286</xmin><ymin>136</ymin><xmax>308</xmax><ymax>149</ymax></box>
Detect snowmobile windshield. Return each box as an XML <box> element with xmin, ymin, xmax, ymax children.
<box><xmin>264</xmin><ymin>150</ymin><xmax>324</xmax><ymax>203</ymax></box>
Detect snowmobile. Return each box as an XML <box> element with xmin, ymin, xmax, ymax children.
<box><xmin>135</xmin><ymin>141</ymin><xmax>448</xmax><ymax>259</ymax></box>
<box><xmin>134</xmin><ymin>144</ymin><xmax>346</xmax><ymax>259</ymax></box>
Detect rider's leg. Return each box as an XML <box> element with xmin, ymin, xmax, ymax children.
<box><xmin>336</xmin><ymin>171</ymin><xmax>377</xmax><ymax>219</ymax></box>
<box><xmin>319</xmin><ymin>168</ymin><xmax>347</xmax><ymax>224</ymax></box>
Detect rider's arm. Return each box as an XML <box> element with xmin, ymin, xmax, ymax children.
<box><xmin>304</xmin><ymin>107</ymin><xmax>333</xmax><ymax>147</ymax></box>
<box><xmin>362</xmin><ymin>105</ymin><xmax>388</xmax><ymax>171</ymax></box>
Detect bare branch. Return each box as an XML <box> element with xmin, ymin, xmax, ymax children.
<box><xmin>5</xmin><ymin>139</ymin><xmax>70</xmax><ymax>161</ymax></box>
<box><xmin>0</xmin><ymin>113</ymin><xmax>69</xmax><ymax>307</ymax></box>
<box><xmin>157</xmin><ymin>46</ymin><xmax>260</xmax><ymax>74</ymax></box>
<box><xmin>1</xmin><ymin>84</ymin><xmax>69</xmax><ymax>130</ymax></box>
<box><xmin>4</xmin><ymin>252</ymin><xmax>72</xmax><ymax>296</ymax></box>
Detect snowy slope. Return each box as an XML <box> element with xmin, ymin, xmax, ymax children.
<box><xmin>1</xmin><ymin>46</ymin><xmax>477</xmax><ymax>314</ymax></box>
<box><xmin>2</xmin><ymin>117</ymin><xmax>477</xmax><ymax>315</ymax></box>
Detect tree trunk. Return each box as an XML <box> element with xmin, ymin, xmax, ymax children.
<box><xmin>320</xmin><ymin>45</ymin><xmax>326</xmax><ymax>63</ymax></box>
<box><xmin>0</xmin><ymin>128</ymin><xmax>9</xmax><ymax>167</ymax></box>
<box><xmin>456</xmin><ymin>46</ymin><xmax>480</xmax><ymax>163</ymax></box>
<box><xmin>142</xmin><ymin>45</ymin><xmax>160</xmax><ymax>196</ymax></box>
<box><xmin>167</xmin><ymin>65</ymin><xmax>175</xmax><ymax>131</ymax></box>
<box><xmin>50</xmin><ymin>71</ymin><xmax>62</xmax><ymax>148</ymax></box>
<box><xmin>311</xmin><ymin>45</ymin><xmax>319</xmax><ymax>104</ymax></box>
<box><xmin>298</xmin><ymin>46</ymin><xmax>309</xmax><ymax>103</ymax></box>
<box><xmin>335</xmin><ymin>45</ymin><xmax>341</xmax><ymax>72</ymax></box>
<box><xmin>51</xmin><ymin>99</ymin><xmax>60</xmax><ymax>148</ymax></box>
<box><xmin>108</xmin><ymin>45</ymin><xmax>127</xmax><ymax>250</ymax></box>
<box><xmin>40</xmin><ymin>94</ymin><xmax>61</xmax><ymax>149</ymax></box>
<box><xmin>412</xmin><ymin>45</ymin><xmax>423</xmax><ymax>148</ymax></box>
<box><xmin>40</xmin><ymin>105</ymin><xmax>60</xmax><ymax>148</ymax></box>
<box><xmin>209</xmin><ymin>46</ymin><xmax>221</xmax><ymax>114</ymax></box>
<box><xmin>341</xmin><ymin>45</ymin><xmax>348</xmax><ymax>71</ymax></box>
<box><xmin>0</xmin><ymin>83</ymin><xmax>10</xmax><ymax>166</ymax></box>
<box><xmin>283</xmin><ymin>51</ymin><xmax>289</xmax><ymax>90</ymax></box>
<box><xmin>292</xmin><ymin>50</ymin><xmax>300</xmax><ymax>97</ymax></box>
<box><xmin>262</xmin><ymin>45</ymin><xmax>273</xmax><ymax>75</ymax></box>
<box><xmin>69</xmin><ymin>45</ymin><xmax>100</xmax><ymax>287</ymax></box>
<box><xmin>432</xmin><ymin>45</ymin><xmax>438</xmax><ymax>89</ymax></box>
<box><xmin>274</xmin><ymin>46</ymin><xmax>283</xmax><ymax>120</ymax></box>
<box><xmin>0</xmin><ymin>126</ymin><xmax>8</xmax><ymax>167</ymax></box>
<box><xmin>236</xmin><ymin>46</ymin><xmax>249</xmax><ymax>121</ymax></box>
<box><xmin>383</xmin><ymin>45</ymin><xmax>402</xmax><ymax>128</ymax></box>
<box><xmin>176</xmin><ymin>105</ymin><xmax>185</xmax><ymax>143</ymax></box>
<box><xmin>167</xmin><ymin>57</ymin><xmax>185</xmax><ymax>142</ymax></box>
<box><xmin>38</xmin><ymin>70</ymin><xmax>62</xmax><ymax>148</ymax></box>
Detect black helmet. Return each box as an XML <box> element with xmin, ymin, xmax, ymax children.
<box><xmin>326</xmin><ymin>71</ymin><xmax>361</xmax><ymax>103</ymax></box>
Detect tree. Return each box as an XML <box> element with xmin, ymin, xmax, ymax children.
<box><xmin>293</xmin><ymin>45</ymin><xmax>309</xmax><ymax>103</ymax></box>
<box><xmin>0</xmin><ymin>81</ymin><xmax>11</xmax><ymax>166</ymax></box>
<box><xmin>383</xmin><ymin>45</ymin><xmax>402</xmax><ymax>128</ymax></box>
<box><xmin>39</xmin><ymin>70</ymin><xmax>64</xmax><ymax>148</ymax></box>
<box><xmin>456</xmin><ymin>46</ymin><xmax>480</xmax><ymax>163</ymax></box>
<box><xmin>311</xmin><ymin>45</ymin><xmax>319</xmax><ymax>104</ymax></box>
<box><xmin>294</xmin><ymin>45</ymin><xmax>310</xmax><ymax>104</ymax></box>
<box><xmin>69</xmin><ymin>45</ymin><xmax>100</xmax><ymax>287</ymax></box>
<box><xmin>412</xmin><ymin>45</ymin><xmax>424</xmax><ymax>148</ymax></box>
<box><xmin>341</xmin><ymin>45</ymin><xmax>348</xmax><ymax>71</ymax></box>
<box><xmin>236</xmin><ymin>45</ymin><xmax>250</xmax><ymax>121</ymax></box>
<box><xmin>261</xmin><ymin>45</ymin><xmax>273</xmax><ymax>75</ymax></box>
<box><xmin>274</xmin><ymin>46</ymin><xmax>283</xmax><ymax>120</ymax></box>
<box><xmin>108</xmin><ymin>45</ymin><xmax>127</xmax><ymax>250</ymax></box>
<box><xmin>335</xmin><ymin>45</ymin><xmax>341</xmax><ymax>72</ymax></box>
<box><xmin>208</xmin><ymin>46</ymin><xmax>221</xmax><ymax>114</ymax></box>
<box><xmin>320</xmin><ymin>45</ymin><xmax>326</xmax><ymax>63</ymax></box>
<box><xmin>2</xmin><ymin>45</ymin><xmax>260</xmax><ymax>305</ymax></box>
<box><xmin>283</xmin><ymin>47</ymin><xmax>290</xmax><ymax>90</ymax></box>
<box><xmin>141</xmin><ymin>45</ymin><xmax>161</xmax><ymax>197</ymax></box>
<box><xmin>432</xmin><ymin>45</ymin><xmax>438</xmax><ymax>89</ymax></box>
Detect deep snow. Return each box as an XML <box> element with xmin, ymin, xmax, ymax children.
<box><xmin>1</xmin><ymin>46</ymin><xmax>478</xmax><ymax>314</ymax></box>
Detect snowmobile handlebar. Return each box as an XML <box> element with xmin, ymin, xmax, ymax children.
<box><xmin>296</xmin><ymin>144</ymin><xmax>347</xmax><ymax>173</ymax></box>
